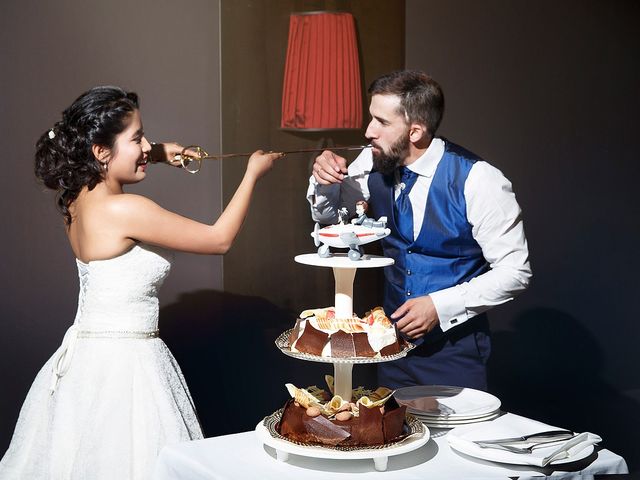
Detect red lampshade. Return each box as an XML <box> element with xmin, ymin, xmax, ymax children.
<box><xmin>281</xmin><ymin>12</ymin><xmax>363</xmax><ymax>130</ymax></box>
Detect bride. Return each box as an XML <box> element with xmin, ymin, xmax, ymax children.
<box><xmin>0</xmin><ymin>86</ymin><xmax>282</xmax><ymax>479</ymax></box>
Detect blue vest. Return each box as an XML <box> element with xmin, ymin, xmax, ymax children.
<box><xmin>367</xmin><ymin>140</ymin><xmax>489</xmax><ymax>343</ymax></box>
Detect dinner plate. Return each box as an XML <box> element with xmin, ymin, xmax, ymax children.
<box><xmin>414</xmin><ymin>412</ymin><xmax>500</xmax><ymax>425</ymax></box>
<box><xmin>415</xmin><ymin>410</ymin><xmax>500</xmax><ymax>420</ymax></box>
<box><xmin>417</xmin><ymin>411</ymin><xmax>502</xmax><ymax>428</ymax></box>
<box><xmin>447</xmin><ymin>420</ymin><xmax>597</xmax><ymax>466</ymax></box>
<box><xmin>413</xmin><ymin>408</ymin><xmax>502</xmax><ymax>420</ymax></box>
<box><xmin>447</xmin><ymin>434</ymin><xmax>594</xmax><ymax>466</ymax></box>
<box><xmin>415</xmin><ymin>409</ymin><xmax>501</xmax><ymax>420</ymax></box>
<box><xmin>395</xmin><ymin>385</ymin><xmax>501</xmax><ymax>419</ymax></box>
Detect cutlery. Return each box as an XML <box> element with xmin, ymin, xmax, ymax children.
<box><xmin>472</xmin><ymin>430</ymin><xmax>574</xmax><ymax>445</ymax></box>
<box><xmin>474</xmin><ymin>437</ymin><xmax>574</xmax><ymax>454</ymax></box>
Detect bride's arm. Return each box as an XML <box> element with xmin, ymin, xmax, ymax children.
<box><xmin>110</xmin><ymin>150</ymin><xmax>282</xmax><ymax>254</ymax></box>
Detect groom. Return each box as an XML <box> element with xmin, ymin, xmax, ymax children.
<box><xmin>306</xmin><ymin>70</ymin><xmax>531</xmax><ymax>390</ymax></box>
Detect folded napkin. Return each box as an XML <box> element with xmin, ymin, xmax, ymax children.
<box><xmin>447</xmin><ymin>413</ymin><xmax>601</xmax><ymax>467</ymax></box>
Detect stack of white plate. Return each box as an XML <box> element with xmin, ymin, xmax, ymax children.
<box><xmin>395</xmin><ymin>385</ymin><xmax>501</xmax><ymax>428</ymax></box>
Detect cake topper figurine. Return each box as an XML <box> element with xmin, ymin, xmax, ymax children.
<box><xmin>311</xmin><ymin>202</ymin><xmax>390</xmax><ymax>261</ymax></box>
<box><xmin>337</xmin><ymin>207</ymin><xmax>350</xmax><ymax>225</ymax></box>
<box><xmin>351</xmin><ymin>200</ymin><xmax>371</xmax><ymax>226</ymax></box>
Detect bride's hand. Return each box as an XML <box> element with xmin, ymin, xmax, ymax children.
<box><xmin>150</xmin><ymin>142</ymin><xmax>197</xmax><ymax>167</ymax></box>
<box><xmin>246</xmin><ymin>150</ymin><xmax>284</xmax><ymax>181</ymax></box>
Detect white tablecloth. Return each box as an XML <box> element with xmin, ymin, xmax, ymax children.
<box><xmin>153</xmin><ymin>426</ymin><xmax>628</xmax><ymax>480</ymax></box>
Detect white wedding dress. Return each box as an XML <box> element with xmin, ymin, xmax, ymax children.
<box><xmin>0</xmin><ymin>244</ymin><xmax>203</xmax><ymax>479</ymax></box>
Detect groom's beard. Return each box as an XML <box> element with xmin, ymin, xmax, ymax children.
<box><xmin>371</xmin><ymin>133</ymin><xmax>411</xmax><ymax>176</ymax></box>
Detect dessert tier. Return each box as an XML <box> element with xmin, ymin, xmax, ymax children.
<box><xmin>278</xmin><ymin>399</ymin><xmax>407</xmax><ymax>447</ymax></box>
<box><xmin>289</xmin><ymin>306</ymin><xmax>406</xmax><ymax>358</ymax></box>
<box><xmin>276</xmin><ymin>329</ymin><xmax>415</xmax><ymax>364</ymax></box>
<box><xmin>276</xmin><ymin>380</ymin><xmax>411</xmax><ymax>448</ymax></box>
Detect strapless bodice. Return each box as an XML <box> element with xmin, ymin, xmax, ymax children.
<box><xmin>73</xmin><ymin>244</ymin><xmax>172</xmax><ymax>332</ymax></box>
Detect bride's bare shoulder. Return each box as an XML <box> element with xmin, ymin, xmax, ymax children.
<box><xmin>72</xmin><ymin>194</ymin><xmax>161</xmax><ymax>230</ymax></box>
<box><xmin>98</xmin><ymin>193</ymin><xmax>162</xmax><ymax>218</ymax></box>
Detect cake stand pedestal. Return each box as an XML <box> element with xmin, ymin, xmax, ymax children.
<box><xmin>293</xmin><ymin>253</ymin><xmax>395</xmax><ymax>400</ymax></box>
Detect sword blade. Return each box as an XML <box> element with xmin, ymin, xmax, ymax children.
<box><xmin>200</xmin><ymin>144</ymin><xmax>370</xmax><ymax>160</ymax></box>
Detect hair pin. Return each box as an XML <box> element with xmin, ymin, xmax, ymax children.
<box><xmin>48</xmin><ymin>129</ymin><xmax>56</xmax><ymax>139</ymax></box>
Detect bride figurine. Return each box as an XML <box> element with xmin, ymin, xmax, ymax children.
<box><xmin>0</xmin><ymin>86</ymin><xmax>282</xmax><ymax>479</ymax></box>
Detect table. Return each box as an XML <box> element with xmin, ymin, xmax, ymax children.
<box><xmin>153</xmin><ymin>425</ymin><xmax>628</xmax><ymax>479</ymax></box>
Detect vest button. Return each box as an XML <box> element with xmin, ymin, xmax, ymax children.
<box><xmin>407</xmin><ymin>269</ymin><xmax>411</xmax><ymax>275</ymax></box>
<box><xmin>408</xmin><ymin>250</ymin><xmax>412</xmax><ymax>254</ymax></box>
<box><xmin>407</xmin><ymin>291</ymin><xmax>412</xmax><ymax>296</ymax></box>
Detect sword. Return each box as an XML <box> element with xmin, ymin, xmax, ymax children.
<box><xmin>152</xmin><ymin>144</ymin><xmax>371</xmax><ymax>174</ymax></box>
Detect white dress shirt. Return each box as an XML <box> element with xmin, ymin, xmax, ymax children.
<box><xmin>307</xmin><ymin>138</ymin><xmax>532</xmax><ymax>332</ymax></box>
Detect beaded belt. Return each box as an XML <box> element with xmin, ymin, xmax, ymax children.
<box><xmin>76</xmin><ymin>330</ymin><xmax>159</xmax><ymax>339</ymax></box>
<box><xmin>49</xmin><ymin>325</ymin><xmax>160</xmax><ymax>394</ymax></box>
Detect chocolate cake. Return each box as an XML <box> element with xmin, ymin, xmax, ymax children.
<box><xmin>289</xmin><ymin>306</ymin><xmax>406</xmax><ymax>358</ymax></box>
<box><xmin>278</xmin><ymin>398</ymin><xmax>407</xmax><ymax>447</ymax></box>
<box><xmin>276</xmin><ymin>381</ymin><xmax>408</xmax><ymax>447</ymax></box>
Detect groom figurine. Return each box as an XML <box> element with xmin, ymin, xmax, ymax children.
<box><xmin>351</xmin><ymin>200</ymin><xmax>370</xmax><ymax>226</ymax></box>
<box><xmin>306</xmin><ymin>70</ymin><xmax>531</xmax><ymax>390</ymax></box>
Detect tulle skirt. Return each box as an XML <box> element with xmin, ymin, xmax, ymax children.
<box><xmin>0</xmin><ymin>337</ymin><xmax>203</xmax><ymax>479</ymax></box>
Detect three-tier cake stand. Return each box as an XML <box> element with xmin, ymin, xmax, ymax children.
<box><xmin>255</xmin><ymin>253</ymin><xmax>430</xmax><ymax>471</ymax></box>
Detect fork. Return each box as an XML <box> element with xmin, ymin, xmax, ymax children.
<box><xmin>473</xmin><ymin>438</ymin><xmax>573</xmax><ymax>454</ymax></box>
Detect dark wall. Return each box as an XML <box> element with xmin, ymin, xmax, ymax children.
<box><xmin>0</xmin><ymin>0</ymin><xmax>222</xmax><ymax>453</ymax></box>
<box><xmin>406</xmin><ymin>0</ymin><xmax>639</xmax><ymax>470</ymax></box>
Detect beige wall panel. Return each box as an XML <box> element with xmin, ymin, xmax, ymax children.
<box><xmin>221</xmin><ymin>0</ymin><xmax>404</xmax><ymax>317</ymax></box>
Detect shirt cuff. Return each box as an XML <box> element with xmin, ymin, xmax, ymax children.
<box><xmin>307</xmin><ymin>176</ymin><xmax>341</xmax><ymax>200</ymax></box>
<box><xmin>430</xmin><ymin>286</ymin><xmax>468</xmax><ymax>332</ymax></box>
<box><xmin>305</xmin><ymin>176</ymin><xmax>317</xmax><ymax>203</ymax></box>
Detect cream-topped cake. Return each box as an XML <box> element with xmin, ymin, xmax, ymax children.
<box><xmin>288</xmin><ymin>306</ymin><xmax>404</xmax><ymax>358</ymax></box>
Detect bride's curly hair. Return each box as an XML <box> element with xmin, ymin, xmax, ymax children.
<box><xmin>35</xmin><ymin>86</ymin><xmax>139</xmax><ymax>224</ymax></box>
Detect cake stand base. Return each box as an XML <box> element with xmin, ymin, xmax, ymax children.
<box><xmin>274</xmin><ymin>448</ymin><xmax>386</xmax><ymax>471</ymax></box>
<box><xmin>255</xmin><ymin>421</ymin><xmax>430</xmax><ymax>472</ymax></box>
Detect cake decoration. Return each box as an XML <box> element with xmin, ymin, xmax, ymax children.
<box><xmin>310</xmin><ymin>201</ymin><xmax>390</xmax><ymax>260</ymax></box>
<box><xmin>289</xmin><ymin>306</ymin><xmax>404</xmax><ymax>358</ymax></box>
